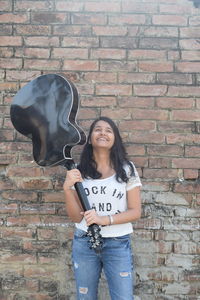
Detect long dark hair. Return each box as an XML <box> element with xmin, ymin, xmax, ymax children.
<box><xmin>78</xmin><ymin>116</ymin><xmax>134</xmax><ymax>182</ymax></box>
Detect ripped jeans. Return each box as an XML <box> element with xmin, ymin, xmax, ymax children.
<box><xmin>72</xmin><ymin>228</ymin><xmax>134</xmax><ymax>300</ymax></box>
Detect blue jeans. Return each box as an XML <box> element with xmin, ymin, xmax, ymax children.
<box><xmin>72</xmin><ymin>228</ymin><xmax>134</xmax><ymax>300</ymax></box>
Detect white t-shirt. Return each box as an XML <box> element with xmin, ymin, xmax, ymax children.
<box><xmin>75</xmin><ymin>162</ymin><xmax>142</xmax><ymax>237</ymax></box>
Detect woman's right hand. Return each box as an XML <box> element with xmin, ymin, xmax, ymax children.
<box><xmin>63</xmin><ymin>169</ymin><xmax>83</xmax><ymax>191</ymax></box>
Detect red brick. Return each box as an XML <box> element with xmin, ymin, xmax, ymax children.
<box><xmin>24</xmin><ymin>59</ymin><xmax>60</xmax><ymax>70</ymax></box>
<box><xmin>93</xmin><ymin>26</ymin><xmax>127</xmax><ymax>36</ymax></box>
<box><xmin>85</xmin><ymin>2</ymin><xmax>120</xmax><ymax>12</ymax></box>
<box><xmin>167</xmin><ymin>50</ymin><xmax>180</xmax><ymax>60</ymax></box>
<box><xmin>172</xmin><ymin>158</ymin><xmax>200</xmax><ymax>169</ymax></box>
<box><xmin>160</xmin><ymin>4</ymin><xmax>192</xmax><ymax>14</ymax></box>
<box><xmin>16</xmin><ymin>25</ymin><xmax>50</xmax><ymax>35</ymax></box>
<box><xmin>120</xmin><ymin>120</ymin><xmax>156</xmax><ymax>131</ymax></box>
<box><xmin>109</xmin><ymin>14</ymin><xmax>146</xmax><ymax>25</ymax></box>
<box><xmin>0</xmin><ymin>154</ymin><xmax>17</xmax><ymax>164</ymax></box>
<box><xmin>166</xmin><ymin>133</ymin><xmax>200</xmax><ymax>145</ymax></box>
<box><xmin>176</xmin><ymin>62</ymin><xmax>200</xmax><ymax>73</ymax></box>
<box><xmin>0</xmin><ymin>203</ymin><xmax>18</xmax><ymax>214</ymax></box>
<box><xmin>96</xmin><ymin>84</ymin><xmax>132</xmax><ymax>96</ymax></box>
<box><xmin>172</xmin><ymin>110</ymin><xmax>200</xmax><ymax>122</ymax></box>
<box><xmin>6</xmin><ymin>70</ymin><xmax>41</xmax><ymax>81</ymax></box>
<box><xmin>0</xmin><ymin>13</ymin><xmax>29</xmax><ymax>23</ymax></box>
<box><xmin>126</xmin><ymin>144</ymin><xmax>146</xmax><ymax>156</ymax></box>
<box><xmin>134</xmin><ymin>84</ymin><xmax>167</xmax><ymax>96</ymax></box>
<box><xmin>20</xmin><ymin>48</ymin><xmax>50</xmax><ymax>59</ymax></box>
<box><xmin>132</xmin><ymin>108</ymin><xmax>168</xmax><ymax>120</ymax></box>
<box><xmin>52</xmin><ymin>48</ymin><xmax>88</xmax><ymax>59</ymax></box>
<box><xmin>133</xmin><ymin>218</ymin><xmax>162</xmax><ymax>230</ymax></box>
<box><xmin>182</xmin><ymin>50</ymin><xmax>200</xmax><ymax>61</ymax></box>
<box><xmin>24</xmin><ymin>36</ymin><xmax>59</xmax><ymax>47</ymax></box>
<box><xmin>119</xmin><ymin>72</ymin><xmax>155</xmax><ymax>84</ymax></box>
<box><xmin>2</xmin><ymin>190</ymin><xmax>38</xmax><ymax>202</ymax></box>
<box><xmin>130</xmin><ymin>132</ymin><xmax>165</xmax><ymax>144</ymax></box>
<box><xmin>184</xmin><ymin>169</ymin><xmax>199</xmax><ymax>180</ymax></box>
<box><xmin>168</xmin><ymin>86</ymin><xmax>200</xmax><ymax>97</ymax></box>
<box><xmin>63</xmin><ymin>60</ymin><xmax>98</xmax><ymax>71</ymax></box>
<box><xmin>15</xmin><ymin>1</ymin><xmax>51</xmax><ymax>11</ymax></box>
<box><xmin>7</xmin><ymin>216</ymin><xmax>41</xmax><ymax>227</ymax></box>
<box><xmin>1</xmin><ymin>252</ymin><xmax>36</xmax><ymax>264</ymax></box>
<box><xmin>0</xmin><ymin>129</ymin><xmax>14</xmax><ymax>140</ymax></box>
<box><xmin>118</xmin><ymin>96</ymin><xmax>155</xmax><ymax>108</ymax></box>
<box><xmin>32</xmin><ymin>12</ymin><xmax>69</xmax><ymax>24</ymax></box>
<box><xmin>0</xmin><ymin>47</ymin><xmax>14</xmax><ymax>57</ymax></box>
<box><xmin>53</xmin><ymin>25</ymin><xmax>91</xmax><ymax>36</ymax></box>
<box><xmin>158</xmin><ymin>121</ymin><xmax>192</xmax><ymax>133</ymax></box>
<box><xmin>122</xmin><ymin>2</ymin><xmax>158</xmax><ymax>13</ymax></box>
<box><xmin>147</xmin><ymin>145</ymin><xmax>183</xmax><ymax>156</ymax></box>
<box><xmin>138</xmin><ymin>26</ymin><xmax>178</xmax><ymax>37</ymax></box>
<box><xmin>91</xmin><ymin>48</ymin><xmax>126</xmax><ymax>59</ymax></box>
<box><xmin>156</xmin><ymin>97</ymin><xmax>194</xmax><ymax>109</ymax></box>
<box><xmin>140</xmin><ymin>38</ymin><xmax>178</xmax><ymax>49</ymax></box>
<box><xmin>153</xmin><ymin>15</ymin><xmax>187</xmax><ymax>26</ymax></box>
<box><xmin>185</xmin><ymin>146</ymin><xmax>200</xmax><ymax>157</ymax></box>
<box><xmin>20</xmin><ymin>203</ymin><xmax>56</xmax><ymax>215</ymax></box>
<box><xmin>149</xmin><ymin>157</ymin><xmax>171</xmax><ymax>168</ymax></box>
<box><xmin>180</xmin><ymin>27</ymin><xmax>200</xmax><ymax>38</ymax></box>
<box><xmin>180</xmin><ymin>39</ymin><xmax>200</xmax><ymax>50</ymax></box>
<box><xmin>73</xmin><ymin>13</ymin><xmax>107</xmax><ymax>25</ymax></box>
<box><xmin>0</xmin><ymin>58</ymin><xmax>22</xmax><ymax>69</ymax></box>
<box><xmin>84</xmin><ymin>72</ymin><xmax>117</xmax><ymax>83</ymax></box>
<box><xmin>100</xmin><ymin>108</ymin><xmax>130</xmax><ymax>120</ymax></box>
<box><xmin>81</xmin><ymin>96</ymin><xmax>117</xmax><ymax>107</ymax></box>
<box><xmin>157</xmin><ymin>73</ymin><xmax>193</xmax><ymax>85</ymax></box>
<box><xmin>190</xmin><ymin>16</ymin><xmax>200</xmax><ymax>26</ymax></box>
<box><xmin>56</xmin><ymin>1</ymin><xmax>84</xmax><ymax>11</ymax></box>
<box><xmin>128</xmin><ymin>49</ymin><xmax>166</xmax><ymax>60</ymax></box>
<box><xmin>101</xmin><ymin>37</ymin><xmax>137</xmax><ymax>49</ymax></box>
<box><xmin>0</xmin><ymin>0</ymin><xmax>12</xmax><ymax>11</ymax></box>
<box><xmin>143</xmin><ymin>168</ymin><xmax>179</xmax><ymax>179</ymax></box>
<box><xmin>62</xmin><ymin>36</ymin><xmax>98</xmax><ymax>48</ymax></box>
<box><xmin>18</xmin><ymin>178</ymin><xmax>53</xmax><ymax>190</ymax></box>
<box><xmin>100</xmin><ymin>60</ymin><xmax>137</xmax><ymax>72</ymax></box>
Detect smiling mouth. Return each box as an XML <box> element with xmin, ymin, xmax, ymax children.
<box><xmin>97</xmin><ymin>138</ymin><xmax>108</xmax><ymax>141</ymax></box>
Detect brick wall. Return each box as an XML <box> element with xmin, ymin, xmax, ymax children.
<box><xmin>0</xmin><ymin>0</ymin><xmax>200</xmax><ymax>299</ymax></box>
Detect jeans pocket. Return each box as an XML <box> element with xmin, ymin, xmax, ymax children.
<box><xmin>113</xmin><ymin>234</ymin><xmax>130</xmax><ymax>241</ymax></box>
<box><xmin>74</xmin><ymin>228</ymin><xmax>88</xmax><ymax>238</ymax></box>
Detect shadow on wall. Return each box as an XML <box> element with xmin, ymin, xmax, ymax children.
<box><xmin>189</xmin><ymin>0</ymin><xmax>200</xmax><ymax>8</ymax></box>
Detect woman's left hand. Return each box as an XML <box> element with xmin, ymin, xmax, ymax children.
<box><xmin>81</xmin><ymin>209</ymin><xmax>103</xmax><ymax>226</ymax></box>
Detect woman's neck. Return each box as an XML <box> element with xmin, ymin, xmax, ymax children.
<box><xmin>93</xmin><ymin>149</ymin><xmax>114</xmax><ymax>178</ymax></box>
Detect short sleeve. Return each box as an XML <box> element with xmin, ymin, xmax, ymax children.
<box><xmin>125</xmin><ymin>162</ymin><xmax>142</xmax><ymax>191</ymax></box>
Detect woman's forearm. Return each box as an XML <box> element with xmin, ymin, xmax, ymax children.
<box><xmin>64</xmin><ymin>188</ymin><xmax>83</xmax><ymax>223</ymax></box>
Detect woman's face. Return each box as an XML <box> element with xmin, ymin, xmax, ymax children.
<box><xmin>90</xmin><ymin>120</ymin><xmax>115</xmax><ymax>150</ymax></box>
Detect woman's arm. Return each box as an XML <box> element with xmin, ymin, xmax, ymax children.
<box><xmin>63</xmin><ymin>169</ymin><xmax>84</xmax><ymax>223</ymax></box>
<box><xmin>83</xmin><ymin>186</ymin><xmax>141</xmax><ymax>226</ymax></box>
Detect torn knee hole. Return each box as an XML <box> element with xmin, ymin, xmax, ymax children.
<box><xmin>120</xmin><ymin>272</ymin><xmax>131</xmax><ymax>277</ymax></box>
<box><xmin>79</xmin><ymin>287</ymin><xmax>88</xmax><ymax>294</ymax></box>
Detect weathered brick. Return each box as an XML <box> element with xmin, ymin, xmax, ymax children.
<box><xmin>24</xmin><ymin>59</ymin><xmax>60</xmax><ymax>70</ymax></box>
<box><xmin>0</xmin><ymin>13</ymin><xmax>29</xmax><ymax>24</ymax></box>
<box><xmin>134</xmin><ymin>84</ymin><xmax>167</xmax><ymax>96</ymax></box>
<box><xmin>152</xmin><ymin>15</ymin><xmax>188</xmax><ymax>26</ymax></box>
<box><xmin>84</xmin><ymin>2</ymin><xmax>120</xmax><ymax>12</ymax></box>
<box><xmin>90</xmin><ymin>48</ymin><xmax>126</xmax><ymax>59</ymax></box>
<box><xmin>109</xmin><ymin>14</ymin><xmax>146</xmax><ymax>25</ymax></box>
<box><xmin>1</xmin><ymin>0</ymin><xmax>200</xmax><ymax>298</ymax></box>
<box><xmin>96</xmin><ymin>84</ymin><xmax>132</xmax><ymax>96</ymax></box>
<box><xmin>31</xmin><ymin>12</ymin><xmax>69</xmax><ymax>24</ymax></box>
<box><xmin>63</xmin><ymin>59</ymin><xmax>98</xmax><ymax>71</ymax></box>
<box><xmin>24</xmin><ymin>36</ymin><xmax>59</xmax><ymax>47</ymax></box>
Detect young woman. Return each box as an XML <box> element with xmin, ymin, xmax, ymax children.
<box><xmin>63</xmin><ymin>116</ymin><xmax>142</xmax><ymax>300</ymax></box>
